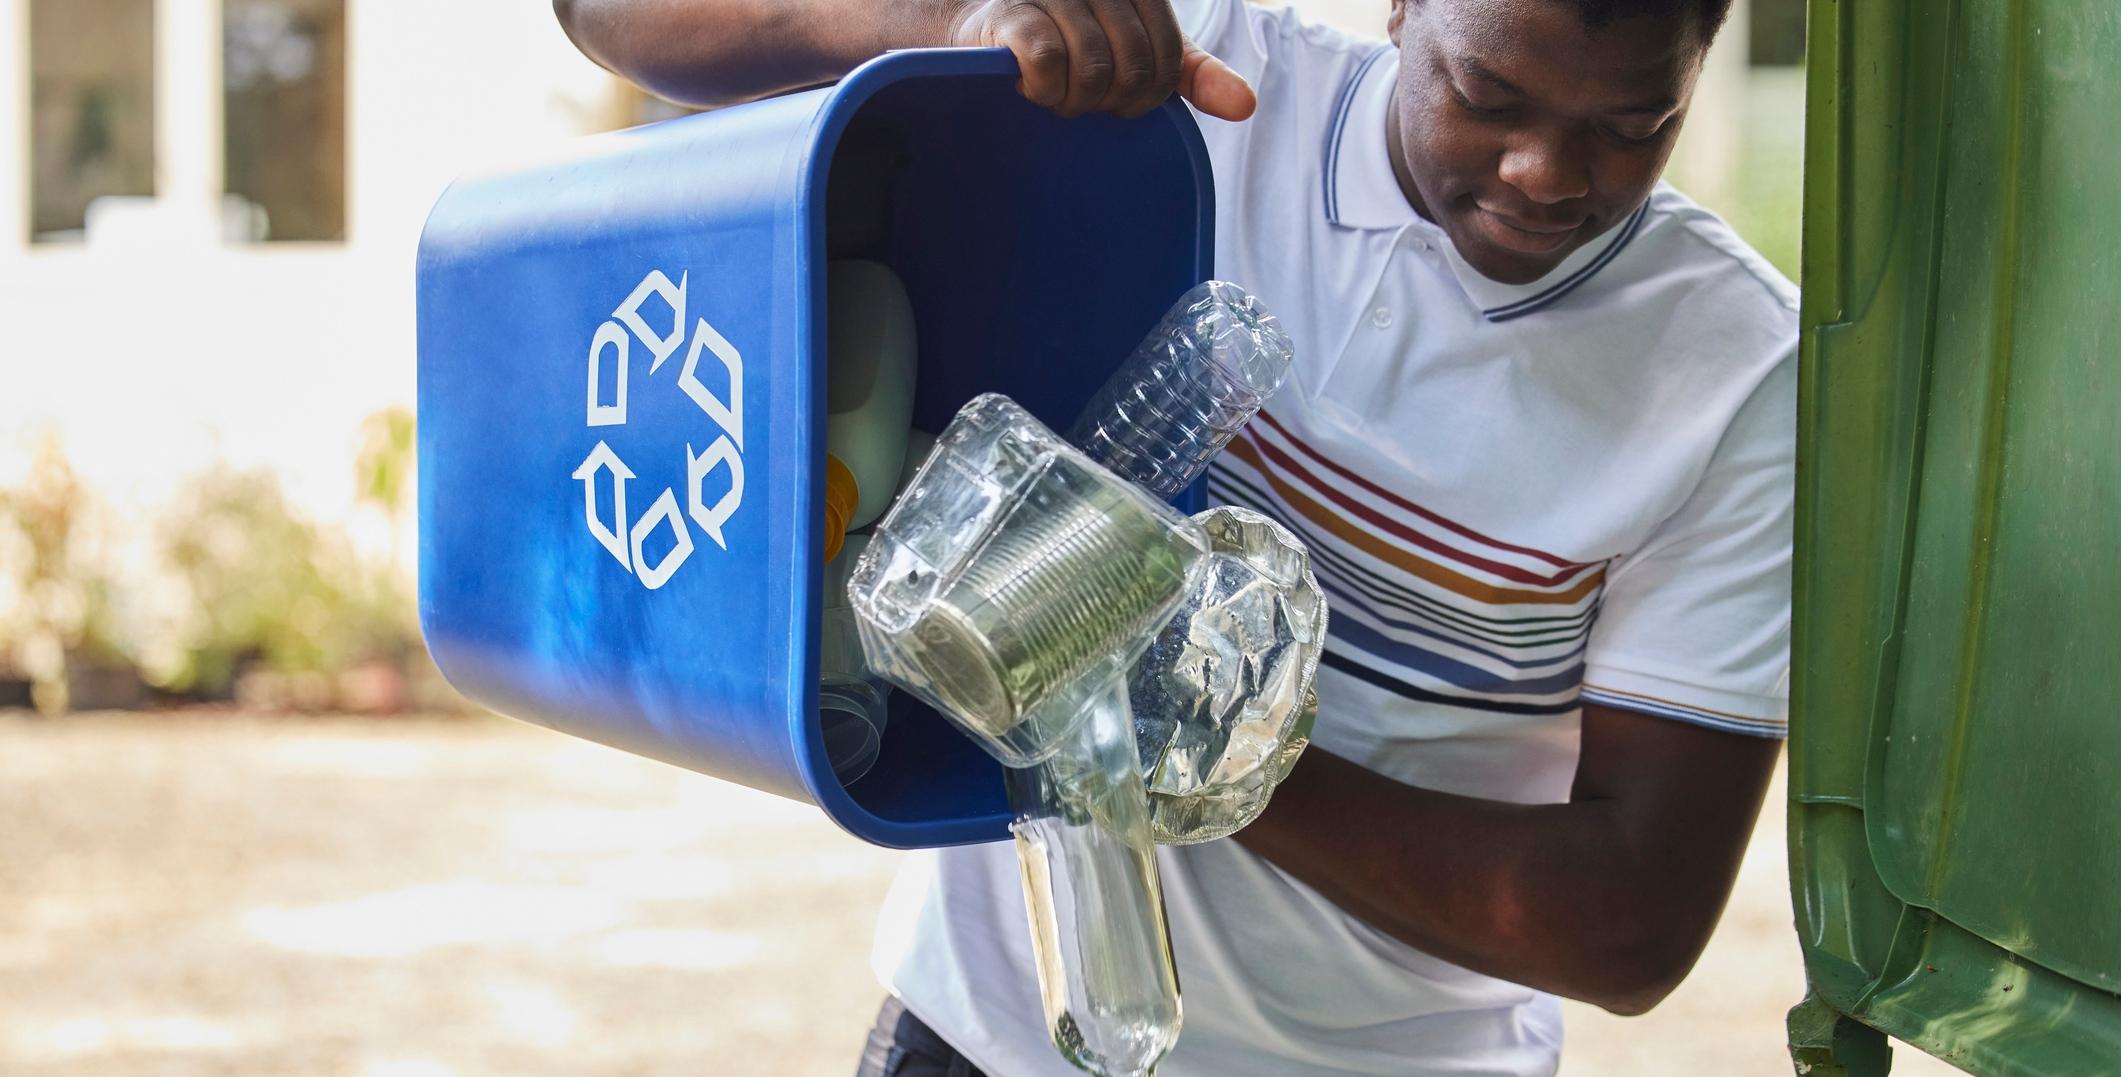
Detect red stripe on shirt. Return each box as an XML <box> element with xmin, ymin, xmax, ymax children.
<box><xmin>1256</xmin><ymin>410</ymin><xmax>1596</xmax><ymax>571</ymax></box>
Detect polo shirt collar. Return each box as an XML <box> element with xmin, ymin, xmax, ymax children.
<box><xmin>1323</xmin><ymin>48</ymin><xmax>1652</xmax><ymax>323</ymax></box>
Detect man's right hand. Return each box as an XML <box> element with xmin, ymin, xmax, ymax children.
<box><xmin>947</xmin><ymin>0</ymin><xmax>1256</xmax><ymax>120</ymax></box>
<box><xmin>556</xmin><ymin>0</ymin><xmax>1255</xmax><ymax>117</ymax></box>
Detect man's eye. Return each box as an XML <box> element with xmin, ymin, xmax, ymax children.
<box><xmin>1450</xmin><ymin>85</ymin><xmax>1514</xmax><ymax>119</ymax></box>
<box><xmin>1604</xmin><ymin>125</ymin><xmax>1664</xmax><ymax>146</ymax></box>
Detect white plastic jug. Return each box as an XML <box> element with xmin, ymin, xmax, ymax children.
<box><xmin>821</xmin><ymin>259</ymin><xmax>918</xmax><ymax>559</ymax></box>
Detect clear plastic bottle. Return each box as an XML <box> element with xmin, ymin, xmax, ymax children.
<box><xmin>816</xmin><ymin>434</ymin><xmax>935</xmax><ymax>785</ymax></box>
<box><xmin>849</xmin><ymin>396</ymin><xmax>1204</xmax><ymax>1076</ymax></box>
<box><xmin>1067</xmin><ymin>280</ymin><xmax>1295</xmax><ymax>500</ymax></box>
<box><xmin>1010</xmin><ymin>681</ymin><xmax>1180</xmax><ymax>1077</ymax></box>
<box><xmin>818</xmin><ymin>532</ymin><xmax>887</xmax><ymax>783</ymax></box>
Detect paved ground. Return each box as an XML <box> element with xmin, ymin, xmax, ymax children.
<box><xmin>0</xmin><ymin>713</ymin><xmax>1960</xmax><ymax>1076</ymax></box>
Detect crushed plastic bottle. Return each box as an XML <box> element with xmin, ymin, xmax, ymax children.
<box><xmin>1129</xmin><ymin>506</ymin><xmax>1325</xmax><ymax>843</ymax></box>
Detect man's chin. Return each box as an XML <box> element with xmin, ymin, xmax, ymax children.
<box><xmin>1452</xmin><ymin>233</ymin><xmax>1571</xmax><ymax>286</ymax></box>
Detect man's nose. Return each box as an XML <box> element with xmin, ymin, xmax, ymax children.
<box><xmin>1497</xmin><ymin>132</ymin><xmax>1591</xmax><ymax>206</ymax></box>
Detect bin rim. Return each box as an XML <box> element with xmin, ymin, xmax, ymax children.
<box><xmin>781</xmin><ymin>47</ymin><xmax>1218</xmax><ymax>848</ymax></box>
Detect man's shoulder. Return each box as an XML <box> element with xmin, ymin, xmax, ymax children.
<box><xmin>1631</xmin><ymin>185</ymin><xmax>1800</xmax><ymax>327</ymax></box>
<box><xmin>1567</xmin><ymin>184</ymin><xmax>1799</xmax><ymax>399</ymax></box>
<box><xmin>1177</xmin><ymin>0</ymin><xmax>1388</xmax><ymax>86</ymax></box>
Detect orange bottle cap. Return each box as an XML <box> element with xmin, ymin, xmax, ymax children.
<box><xmin>823</xmin><ymin>453</ymin><xmax>860</xmax><ymax>563</ymax></box>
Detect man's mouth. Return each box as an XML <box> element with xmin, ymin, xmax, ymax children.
<box><xmin>1469</xmin><ymin>204</ymin><xmax>1586</xmax><ymax>256</ymax></box>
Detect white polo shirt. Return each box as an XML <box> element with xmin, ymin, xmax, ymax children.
<box><xmin>872</xmin><ymin>2</ymin><xmax>1798</xmax><ymax>1073</ymax></box>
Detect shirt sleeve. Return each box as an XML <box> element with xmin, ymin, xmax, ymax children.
<box><xmin>1170</xmin><ymin>0</ymin><xmax>1241</xmax><ymax>51</ymax></box>
<box><xmin>1581</xmin><ymin>354</ymin><xmax>1796</xmax><ymax>739</ymax></box>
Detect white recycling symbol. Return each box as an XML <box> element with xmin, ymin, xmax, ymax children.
<box><xmin>573</xmin><ymin>269</ymin><xmax>746</xmax><ymax>590</ymax></box>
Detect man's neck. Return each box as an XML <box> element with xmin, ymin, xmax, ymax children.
<box><xmin>1384</xmin><ymin>94</ymin><xmax>1436</xmax><ymax>226</ymax></box>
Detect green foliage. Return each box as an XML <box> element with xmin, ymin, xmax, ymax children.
<box><xmin>355</xmin><ymin>406</ymin><xmax>415</xmax><ymax>520</ymax></box>
<box><xmin>157</xmin><ymin>463</ymin><xmax>414</xmax><ymax>697</ymax></box>
<box><xmin>1668</xmin><ymin>67</ymin><xmax>1806</xmax><ymax>281</ymax></box>
<box><xmin>1717</xmin><ymin>71</ymin><xmax>1806</xmax><ymax>281</ymax></box>
<box><xmin>0</xmin><ymin>411</ymin><xmax>429</xmax><ymax>708</ymax></box>
<box><xmin>0</xmin><ymin>435</ymin><xmax>130</xmax><ymax>691</ymax></box>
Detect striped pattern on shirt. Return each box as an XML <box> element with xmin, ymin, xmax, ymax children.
<box><xmin>1210</xmin><ymin>411</ymin><xmax>1785</xmax><ymax>735</ymax></box>
<box><xmin>1209</xmin><ymin>411</ymin><xmax>1606</xmax><ymax>718</ymax></box>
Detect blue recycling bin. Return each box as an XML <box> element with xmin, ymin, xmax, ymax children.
<box><xmin>415</xmin><ymin>49</ymin><xmax>1215</xmax><ymax>848</ymax></box>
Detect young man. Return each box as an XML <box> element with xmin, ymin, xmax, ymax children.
<box><xmin>558</xmin><ymin>0</ymin><xmax>1795</xmax><ymax>1072</ymax></box>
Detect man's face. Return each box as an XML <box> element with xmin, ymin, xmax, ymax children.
<box><xmin>1386</xmin><ymin>0</ymin><xmax>1706</xmax><ymax>284</ymax></box>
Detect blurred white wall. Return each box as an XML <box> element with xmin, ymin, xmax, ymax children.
<box><xmin>0</xmin><ymin>0</ymin><xmax>620</xmax><ymax>535</ymax></box>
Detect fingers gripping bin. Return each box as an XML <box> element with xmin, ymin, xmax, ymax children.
<box><xmin>414</xmin><ymin>49</ymin><xmax>1214</xmax><ymax>849</ymax></box>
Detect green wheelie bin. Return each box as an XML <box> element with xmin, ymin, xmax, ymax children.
<box><xmin>1789</xmin><ymin>0</ymin><xmax>2121</xmax><ymax>1072</ymax></box>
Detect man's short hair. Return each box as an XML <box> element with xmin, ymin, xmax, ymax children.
<box><xmin>1561</xmin><ymin>0</ymin><xmax>1736</xmax><ymax>39</ymax></box>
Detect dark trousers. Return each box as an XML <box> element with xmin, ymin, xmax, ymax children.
<box><xmin>858</xmin><ymin>996</ymin><xmax>989</xmax><ymax>1077</ymax></box>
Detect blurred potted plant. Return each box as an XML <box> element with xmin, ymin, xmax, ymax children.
<box><xmin>157</xmin><ymin>461</ymin><xmax>417</xmax><ymax>713</ymax></box>
<box><xmin>0</xmin><ymin>436</ymin><xmax>141</xmax><ymax>713</ymax></box>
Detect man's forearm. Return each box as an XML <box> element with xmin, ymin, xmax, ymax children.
<box><xmin>557</xmin><ymin>0</ymin><xmax>1259</xmax><ymax>126</ymax></box>
<box><xmin>555</xmin><ymin>0</ymin><xmax>959</xmax><ymax>108</ymax></box>
<box><xmin>1233</xmin><ymin>716</ymin><xmax>1775</xmax><ymax>1014</ymax></box>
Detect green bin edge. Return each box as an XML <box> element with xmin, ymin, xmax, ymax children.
<box><xmin>1788</xmin><ymin>0</ymin><xmax>2121</xmax><ymax>1073</ymax></box>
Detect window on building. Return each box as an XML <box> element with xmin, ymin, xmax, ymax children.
<box><xmin>223</xmin><ymin>0</ymin><xmax>346</xmax><ymax>241</ymax></box>
<box><xmin>27</xmin><ymin>0</ymin><xmax>158</xmax><ymax>243</ymax></box>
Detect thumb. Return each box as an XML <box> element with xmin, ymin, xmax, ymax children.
<box><xmin>1177</xmin><ymin>41</ymin><xmax>1257</xmax><ymax>122</ymax></box>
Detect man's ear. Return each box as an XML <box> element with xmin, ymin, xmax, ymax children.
<box><xmin>1387</xmin><ymin>0</ymin><xmax>1411</xmax><ymax>47</ymax></box>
